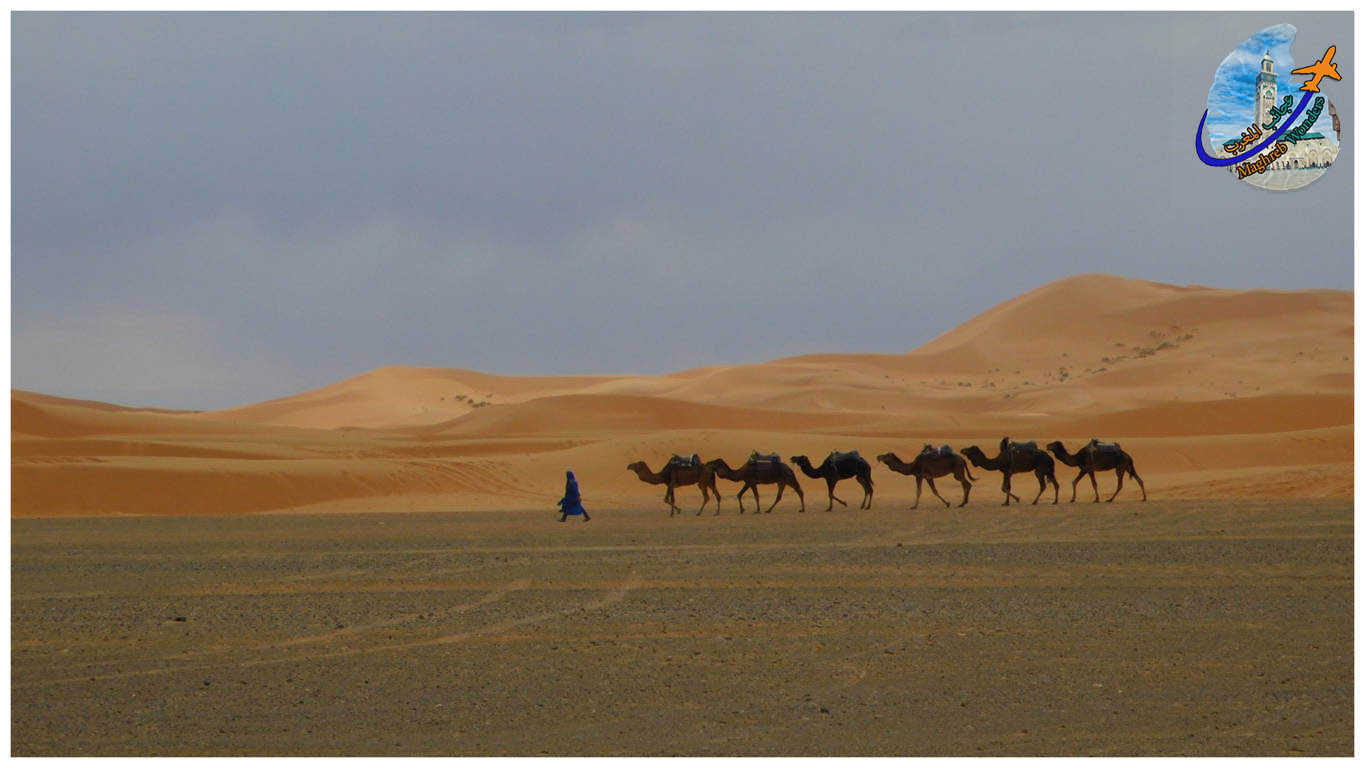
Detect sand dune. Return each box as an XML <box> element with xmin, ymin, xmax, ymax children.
<box><xmin>12</xmin><ymin>274</ymin><xmax>1352</xmax><ymax>517</ymax></box>
<box><xmin>202</xmin><ymin>367</ymin><xmax>626</xmax><ymax>429</ymax></box>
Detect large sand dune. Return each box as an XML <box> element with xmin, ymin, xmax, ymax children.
<box><xmin>12</xmin><ymin>274</ymin><xmax>1352</xmax><ymax>517</ymax></box>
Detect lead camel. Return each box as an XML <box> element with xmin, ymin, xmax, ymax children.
<box><xmin>625</xmin><ymin>458</ymin><xmax>720</xmax><ymax>516</ymax></box>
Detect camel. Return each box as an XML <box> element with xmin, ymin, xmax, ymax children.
<box><xmin>876</xmin><ymin>446</ymin><xmax>975</xmax><ymax>508</ymax></box>
<box><xmin>959</xmin><ymin>437</ymin><xmax>1059</xmax><ymax>506</ymax></box>
<box><xmin>1045</xmin><ymin>440</ymin><xmax>1147</xmax><ymax>503</ymax></box>
<box><xmin>625</xmin><ymin>456</ymin><xmax>720</xmax><ymax>516</ymax></box>
<box><xmin>706</xmin><ymin>453</ymin><xmax>805</xmax><ymax>514</ymax></box>
<box><xmin>790</xmin><ymin>450</ymin><xmax>874</xmax><ymax>511</ymax></box>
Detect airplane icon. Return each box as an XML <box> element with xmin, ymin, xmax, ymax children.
<box><xmin>1291</xmin><ymin>45</ymin><xmax>1342</xmax><ymax>93</ymax></box>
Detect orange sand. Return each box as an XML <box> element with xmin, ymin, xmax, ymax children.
<box><xmin>12</xmin><ymin>274</ymin><xmax>1353</xmax><ymax>517</ymax></box>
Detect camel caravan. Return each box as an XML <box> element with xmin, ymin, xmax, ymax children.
<box><xmin>627</xmin><ymin>438</ymin><xmax>1145</xmax><ymax>515</ymax></box>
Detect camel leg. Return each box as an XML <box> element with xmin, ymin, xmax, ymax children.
<box><xmin>861</xmin><ymin>475</ymin><xmax>873</xmax><ymax>509</ymax></box>
<box><xmin>1002</xmin><ymin>472</ymin><xmax>1020</xmax><ymax>505</ymax></box>
<box><xmin>1031</xmin><ymin>470</ymin><xmax>1046</xmax><ymax>505</ymax></box>
<box><xmin>1069</xmin><ymin>469</ymin><xmax>1086</xmax><ymax>503</ymax></box>
<box><xmin>912</xmin><ymin>476</ymin><xmax>923</xmax><ymax>510</ymax></box>
<box><xmin>745</xmin><ymin>485</ymin><xmax>761</xmax><ymax>513</ymax></box>
<box><xmin>1050</xmin><ymin>472</ymin><xmax>1059</xmax><ymax>504</ymax></box>
<box><xmin>793</xmin><ymin>483</ymin><xmax>806</xmax><ymax>513</ymax></box>
<box><xmin>1106</xmin><ymin>468</ymin><xmax>1124</xmax><ymax>503</ymax></box>
<box><xmin>697</xmin><ymin>483</ymin><xmax>708</xmax><ymax>516</ymax></box>
<box><xmin>735</xmin><ymin>482</ymin><xmax>750</xmax><ymax>514</ymax></box>
<box><xmin>747</xmin><ymin>482</ymin><xmax>763</xmax><ymax>513</ymax></box>
<box><xmin>955</xmin><ymin>468</ymin><xmax>972</xmax><ymax>506</ymax></box>
<box><xmin>826</xmin><ymin>479</ymin><xmax>845</xmax><ymax>511</ymax></box>
<box><xmin>1088</xmin><ymin>469</ymin><xmax>1100</xmax><ymax>503</ymax></box>
<box><xmin>1129</xmin><ymin>465</ymin><xmax>1147</xmax><ymax>501</ymax></box>
<box><xmin>925</xmin><ymin>476</ymin><xmax>949</xmax><ymax>508</ymax></box>
<box><xmin>672</xmin><ymin>484</ymin><xmax>685</xmax><ymax>516</ymax></box>
<box><xmin>765</xmin><ymin>484</ymin><xmax>784</xmax><ymax>514</ymax></box>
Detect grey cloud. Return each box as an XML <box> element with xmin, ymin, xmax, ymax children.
<box><xmin>13</xmin><ymin>12</ymin><xmax>1353</xmax><ymax>409</ymax></box>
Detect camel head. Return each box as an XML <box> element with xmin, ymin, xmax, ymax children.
<box><xmin>960</xmin><ymin>445</ymin><xmax>985</xmax><ymax>461</ymax></box>
<box><xmin>875</xmin><ymin>453</ymin><xmax>897</xmax><ymax>466</ymax></box>
<box><xmin>789</xmin><ymin>454</ymin><xmax>810</xmax><ymax>467</ymax></box>
<box><xmin>1045</xmin><ymin>440</ymin><xmax>1067</xmax><ymax>456</ymax></box>
<box><xmin>626</xmin><ymin>461</ymin><xmax>648</xmax><ymax>473</ymax></box>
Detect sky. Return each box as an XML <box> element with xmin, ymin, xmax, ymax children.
<box><xmin>12</xmin><ymin>12</ymin><xmax>1355</xmax><ymax>410</ymax></box>
<box><xmin>1204</xmin><ymin>22</ymin><xmax>1339</xmax><ymax>146</ymax></box>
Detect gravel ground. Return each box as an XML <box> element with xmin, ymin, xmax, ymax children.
<box><xmin>11</xmin><ymin>499</ymin><xmax>1352</xmax><ymax>756</ymax></box>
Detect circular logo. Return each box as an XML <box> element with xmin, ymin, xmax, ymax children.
<box><xmin>1195</xmin><ymin>24</ymin><xmax>1342</xmax><ymax>191</ymax></box>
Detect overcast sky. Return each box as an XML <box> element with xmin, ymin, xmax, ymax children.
<box><xmin>12</xmin><ymin>12</ymin><xmax>1354</xmax><ymax>410</ymax></box>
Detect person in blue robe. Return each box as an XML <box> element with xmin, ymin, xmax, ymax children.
<box><xmin>557</xmin><ymin>470</ymin><xmax>589</xmax><ymax>522</ymax></box>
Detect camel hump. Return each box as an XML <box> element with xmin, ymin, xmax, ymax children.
<box><xmin>828</xmin><ymin>449</ymin><xmax>862</xmax><ymax>464</ymax></box>
<box><xmin>1007</xmin><ymin>440</ymin><xmax>1039</xmax><ymax>453</ymax></box>
<box><xmin>1087</xmin><ymin>439</ymin><xmax>1122</xmax><ymax>454</ymax></box>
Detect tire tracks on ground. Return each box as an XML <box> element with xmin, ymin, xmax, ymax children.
<box><xmin>242</xmin><ymin>572</ymin><xmax>641</xmax><ymax>666</ymax></box>
<box><xmin>14</xmin><ymin>575</ymin><xmax>635</xmax><ymax>688</ymax></box>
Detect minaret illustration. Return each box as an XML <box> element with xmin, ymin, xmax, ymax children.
<box><xmin>1213</xmin><ymin>49</ymin><xmax>1339</xmax><ymax>188</ymax></box>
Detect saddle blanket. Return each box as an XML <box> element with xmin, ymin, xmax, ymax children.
<box><xmin>667</xmin><ymin>453</ymin><xmax>702</xmax><ymax>469</ymax></box>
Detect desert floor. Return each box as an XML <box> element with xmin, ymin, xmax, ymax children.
<box><xmin>12</xmin><ymin>498</ymin><xmax>1352</xmax><ymax>756</ymax></box>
